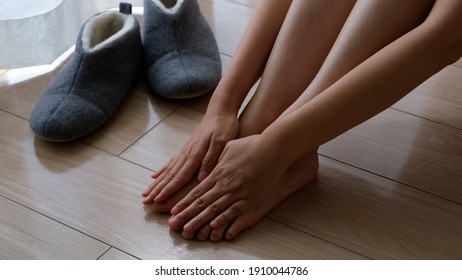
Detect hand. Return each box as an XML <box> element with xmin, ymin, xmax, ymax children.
<box><xmin>168</xmin><ymin>134</ymin><xmax>290</xmax><ymax>239</ymax></box>
<box><xmin>142</xmin><ymin>109</ymin><xmax>239</xmax><ymax>205</ymax></box>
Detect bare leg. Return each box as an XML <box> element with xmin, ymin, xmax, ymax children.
<box><xmin>217</xmin><ymin>0</ymin><xmax>462</xmax><ymax>240</ymax></box>
<box><xmin>238</xmin><ymin>0</ymin><xmax>357</xmax><ymax>136</ymax></box>
<box><xmin>142</xmin><ymin>0</ymin><xmax>293</xmax><ymax>205</ymax></box>
<box><xmin>149</xmin><ymin>0</ymin><xmax>355</xmax><ymax>211</ymax></box>
<box><xmin>169</xmin><ymin>0</ymin><xmax>445</xmax><ymax>240</ymax></box>
<box><xmin>281</xmin><ymin>0</ymin><xmax>435</xmax><ymax>116</ymax></box>
<box><xmin>173</xmin><ymin>0</ymin><xmax>357</xmax><ymax>240</ymax></box>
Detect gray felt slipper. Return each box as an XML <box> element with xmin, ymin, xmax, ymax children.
<box><xmin>30</xmin><ymin>3</ymin><xmax>142</xmax><ymax>142</ymax></box>
<box><xmin>143</xmin><ymin>0</ymin><xmax>221</xmax><ymax>99</ymax></box>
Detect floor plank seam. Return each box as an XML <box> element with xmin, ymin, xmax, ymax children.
<box><xmin>390</xmin><ymin>107</ymin><xmax>462</xmax><ymax>132</ymax></box>
<box><xmin>317</xmin><ymin>154</ymin><xmax>462</xmax><ymax>207</ymax></box>
<box><xmin>97</xmin><ymin>247</ymin><xmax>141</xmax><ymax>260</ymax></box>
<box><xmin>116</xmin><ymin>105</ymin><xmax>183</xmax><ymax>157</ymax></box>
<box><xmin>116</xmin><ymin>156</ymin><xmax>155</xmax><ymax>173</ymax></box>
<box><xmin>110</xmin><ymin>248</ymin><xmax>141</xmax><ymax>260</ymax></box>
<box><xmin>266</xmin><ymin>216</ymin><xmax>372</xmax><ymax>260</ymax></box>
<box><xmin>96</xmin><ymin>247</ymin><xmax>112</xmax><ymax>260</ymax></box>
<box><xmin>0</xmin><ymin>108</ymin><xmax>29</xmax><ymax>122</ymax></box>
<box><xmin>0</xmin><ymin>193</ymin><xmax>115</xmax><ymax>253</ymax></box>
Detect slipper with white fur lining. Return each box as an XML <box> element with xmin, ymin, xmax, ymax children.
<box><xmin>143</xmin><ymin>0</ymin><xmax>221</xmax><ymax>99</ymax></box>
<box><xmin>30</xmin><ymin>3</ymin><xmax>142</xmax><ymax>142</ymax></box>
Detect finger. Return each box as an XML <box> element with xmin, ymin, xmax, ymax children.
<box><xmin>198</xmin><ymin>134</ymin><xmax>227</xmax><ymax>181</ymax></box>
<box><xmin>142</xmin><ymin>157</ymin><xmax>179</xmax><ymax>198</ymax></box>
<box><xmin>181</xmin><ymin>194</ymin><xmax>237</xmax><ymax>236</ymax></box>
<box><xmin>147</xmin><ymin>156</ymin><xmax>188</xmax><ymax>203</ymax></box>
<box><xmin>152</xmin><ymin>178</ymin><xmax>198</xmax><ymax>213</ymax></box>
<box><xmin>155</xmin><ymin>155</ymin><xmax>203</xmax><ymax>202</ymax></box>
<box><xmin>142</xmin><ymin>166</ymin><xmax>177</xmax><ymax>204</ymax></box>
<box><xmin>168</xmin><ymin>179</ymin><xmax>215</xmax><ymax>230</ymax></box>
<box><xmin>144</xmin><ymin>163</ymin><xmax>173</xmax><ymax>197</ymax></box>
<box><xmin>170</xmin><ymin>175</ymin><xmax>216</xmax><ymax>215</ymax></box>
<box><xmin>142</xmin><ymin>181</ymin><xmax>156</xmax><ymax>200</ymax></box>
<box><xmin>142</xmin><ymin>184</ymin><xmax>159</xmax><ymax>204</ymax></box>
<box><xmin>150</xmin><ymin>158</ymin><xmax>173</xmax><ymax>179</ymax></box>
<box><xmin>210</xmin><ymin>200</ymin><xmax>251</xmax><ymax>229</ymax></box>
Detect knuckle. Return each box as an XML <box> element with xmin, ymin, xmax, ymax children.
<box><xmin>216</xmin><ymin>213</ymin><xmax>229</xmax><ymax>224</ymax></box>
<box><xmin>202</xmin><ymin>158</ymin><xmax>212</xmax><ymax>167</ymax></box>
<box><xmin>213</xmin><ymin>135</ymin><xmax>226</xmax><ymax>148</ymax></box>
<box><xmin>175</xmin><ymin>202</ymin><xmax>187</xmax><ymax>211</ymax></box>
<box><xmin>228</xmin><ymin>204</ymin><xmax>242</xmax><ymax>216</ymax></box>
<box><xmin>165</xmin><ymin>172</ymin><xmax>175</xmax><ymax>181</ymax></box>
<box><xmin>165</xmin><ymin>165</ymin><xmax>173</xmax><ymax>174</ymax></box>
<box><xmin>191</xmin><ymin>188</ymin><xmax>202</xmax><ymax>199</ymax></box>
<box><xmin>195</xmin><ymin>198</ymin><xmax>206</xmax><ymax>209</ymax></box>
<box><xmin>173</xmin><ymin>174</ymin><xmax>185</xmax><ymax>183</ymax></box>
<box><xmin>210</xmin><ymin>203</ymin><xmax>220</xmax><ymax>214</ymax></box>
<box><xmin>214</xmin><ymin>166</ymin><xmax>226</xmax><ymax>177</ymax></box>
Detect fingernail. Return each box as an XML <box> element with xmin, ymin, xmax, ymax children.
<box><xmin>171</xmin><ymin>206</ymin><xmax>179</xmax><ymax>215</ymax></box>
<box><xmin>154</xmin><ymin>193</ymin><xmax>164</xmax><ymax>203</ymax></box>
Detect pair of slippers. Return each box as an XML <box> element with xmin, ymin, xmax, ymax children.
<box><xmin>30</xmin><ymin>0</ymin><xmax>221</xmax><ymax>142</ymax></box>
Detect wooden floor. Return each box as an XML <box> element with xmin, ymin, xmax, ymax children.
<box><xmin>1</xmin><ymin>0</ymin><xmax>462</xmax><ymax>260</ymax></box>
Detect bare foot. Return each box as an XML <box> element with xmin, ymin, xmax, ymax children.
<box><xmin>176</xmin><ymin>151</ymin><xmax>319</xmax><ymax>241</ymax></box>
<box><xmin>221</xmin><ymin>152</ymin><xmax>318</xmax><ymax>240</ymax></box>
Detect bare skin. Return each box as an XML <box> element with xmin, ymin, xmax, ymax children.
<box><xmin>145</xmin><ymin>0</ymin><xmax>356</xmax><ymax>237</ymax></box>
<box><xmin>142</xmin><ymin>0</ymin><xmax>294</xmax><ymax>205</ymax></box>
<box><xmin>146</xmin><ymin>0</ymin><xmax>462</xmax><ymax>241</ymax></box>
<box><xmin>143</xmin><ymin>0</ymin><xmax>356</xmax><ymax>205</ymax></box>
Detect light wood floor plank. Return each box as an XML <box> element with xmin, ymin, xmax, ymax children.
<box><xmin>0</xmin><ymin>110</ymin><xmax>362</xmax><ymax>259</ymax></box>
<box><xmin>320</xmin><ymin>108</ymin><xmax>462</xmax><ymax>204</ymax></box>
<box><xmin>454</xmin><ymin>57</ymin><xmax>462</xmax><ymax>67</ymax></box>
<box><xmin>121</xmin><ymin>107</ymin><xmax>202</xmax><ymax>172</ymax></box>
<box><xmin>393</xmin><ymin>66</ymin><xmax>462</xmax><ymax>130</ymax></box>
<box><xmin>270</xmin><ymin>156</ymin><xmax>462</xmax><ymax>259</ymax></box>
<box><xmin>0</xmin><ymin>64</ymin><xmax>60</xmax><ymax>120</ymax></box>
<box><xmin>0</xmin><ymin>196</ymin><xmax>109</xmax><ymax>260</ymax></box>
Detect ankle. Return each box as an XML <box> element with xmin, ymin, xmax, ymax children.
<box><xmin>238</xmin><ymin>108</ymin><xmax>281</xmax><ymax>138</ymax></box>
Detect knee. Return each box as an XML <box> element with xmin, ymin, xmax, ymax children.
<box><xmin>422</xmin><ymin>7</ymin><xmax>462</xmax><ymax>63</ymax></box>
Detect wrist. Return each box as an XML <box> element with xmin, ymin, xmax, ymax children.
<box><xmin>207</xmin><ymin>87</ymin><xmax>244</xmax><ymax>117</ymax></box>
<box><xmin>208</xmin><ymin>72</ymin><xmax>259</xmax><ymax>115</ymax></box>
